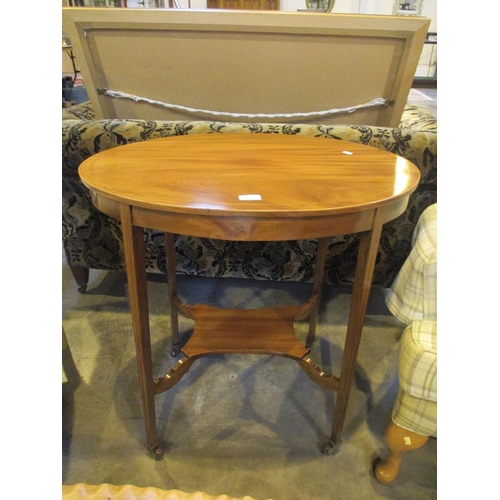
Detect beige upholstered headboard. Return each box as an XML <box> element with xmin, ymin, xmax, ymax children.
<box><xmin>62</xmin><ymin>8</ymin><xmax>430</xmax><ymax>127</ymax></box>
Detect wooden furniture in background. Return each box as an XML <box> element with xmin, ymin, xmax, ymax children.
<box><xmin>207</xmin><ymin>0</ymin><xmax>279</xmax><ymax>9</ymax></box>
<box><xmin>79</xmin><ymin>133</ymin><xmax>420</xmax><ymax>459</ymax></box>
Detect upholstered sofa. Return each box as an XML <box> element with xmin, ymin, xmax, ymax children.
<box><xmin>62</xmin><ymin>102</ymin><xmax>436</xmax><ymax>292</ymax></box>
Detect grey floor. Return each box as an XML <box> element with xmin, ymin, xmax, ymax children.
<box><xmin>62</xmin><ymin>88</ymin><xmax>437</xmax><ymax>500</ymax></box>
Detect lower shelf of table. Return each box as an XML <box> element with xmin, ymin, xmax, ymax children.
<box><xmin>153</xmin><ymin>304</ymin><xmax>339</xmax><ymax>394</ymax></box>
<box><xmin>182</xmin><ymin>303</ymin><xmax>310</xmax><ymax>358</ymax></box>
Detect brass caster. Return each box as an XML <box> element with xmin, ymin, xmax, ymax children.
<box><xmin>170</xmin><ymin>344</ymin><xmax>180</xmax><ymax>357</ymax></box>
<box><xmin>149</xmin><ymin>443</ymin><xmax>164</xmax><ymax>461</ymax></box>
<box><xmin>321</xmin><ymin>439</ymin><xmax>340</xmax><ymax>455</ymax></box>
<box><xmin>77</xmin><ymin>286</ymin><xmax>87</xmax><ymax>294</ymax></box>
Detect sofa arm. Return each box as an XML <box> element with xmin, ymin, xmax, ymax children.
<box><xmin>62</xmin><ymin>101</ymin><xmax>95</xmax><ymax>121</ymax></box>
<box><xmin>399</xmin><ymin>105</ymin><xmax>437</xmax><ymax>132</ymax></box>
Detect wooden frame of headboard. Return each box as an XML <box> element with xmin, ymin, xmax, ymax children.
<box><xmin>62</xmin><ymin>8</ymin><xmax>430</xmax><ymax>126</ymax></box>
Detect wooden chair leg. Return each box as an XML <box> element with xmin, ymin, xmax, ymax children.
<box><xmin>374</xmin><ymin>420</ymin><xmax>429</xmax><ymax>484</ymax></box>
<box><xmin>69</xmin><ymin>266</ymin><xmax>89</xmax><ymax>293</ymax></box>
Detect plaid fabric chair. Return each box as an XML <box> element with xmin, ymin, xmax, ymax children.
<box><xmin>375</xmin><ymin>203</ymin><xmax>437</xmax><ymax>484</ymax></box>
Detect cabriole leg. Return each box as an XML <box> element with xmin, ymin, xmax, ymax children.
<box><xmin>374</xmin><ymin>420</ymin><xmax>430</xmax><ymax>484</ymax></box>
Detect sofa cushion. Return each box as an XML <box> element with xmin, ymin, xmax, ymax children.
<box><xmin>392</xmin><ymin>320</ymin><xmax>437</xmax><ymax>438</ymax></box>
<box><xmin>391</xmin><ymin>385</ymin><xmax>437</xmax><ymax>438</ymax></box>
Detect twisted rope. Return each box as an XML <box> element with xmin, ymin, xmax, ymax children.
<box><xmin>97</xmin><ymin>88</ymin><xmax>391</xmax><ymax>119</ymax></box>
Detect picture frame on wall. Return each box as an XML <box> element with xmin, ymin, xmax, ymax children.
<box><xmin>393</xmin><ymin>0</ymin><xmax>424</xmax><ymax>16</ymax></box>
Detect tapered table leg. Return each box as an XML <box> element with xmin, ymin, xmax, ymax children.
<box><xmin>323</xmin><ymin>209</ymin><xmax>385</xmax><ymax>453</ymax></box>
<box><xmin>120</xmin><ymin>204</ymin><xmax>163</xmax><ymax>459</ymax></box>
<box><xmin>165</xmin><ymin>232</ymin><xmax>181</xmax><ymax>357</ymax></box>
<box><xmin>306</xmin><ymin>237</ymin><xmax>328</xmax><ymax>349</ymax></box>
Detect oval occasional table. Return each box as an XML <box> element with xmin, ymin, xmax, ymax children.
<box><xmin>79</xmin><ymin>134</ymin><xmax>420</xmax><ymax>460</ymax></box>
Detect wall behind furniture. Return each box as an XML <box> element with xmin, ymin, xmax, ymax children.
<box><xmin>181</xmin><ymin>0</ymin><xmax>436</xmax><ymax>32</ymax></box>
<box><xmin>180</xmin><ymin>0</ymin><xmax>437</xmax><ymax>78</ymax></box>
<box><xmin>63</xmin><ymin>1</ymin><xmax>437</xmax><ymax>80</ymax></box>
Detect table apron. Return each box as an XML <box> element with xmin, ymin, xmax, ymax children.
<box><xmin>135</xmin><ymin>199</ymin><xmax>410</xmax><ymax>240</ymax></box>
<box><xmin>133</xmin><ymin>208</ymin><xmax>377</xmax><ymax>240</ymax></box>
<box><xmin>90</xmin><ymin>191</ymin><xmax>409</xmax><ymax>241</ymax></box>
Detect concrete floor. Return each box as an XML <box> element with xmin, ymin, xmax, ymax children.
<box><xmin>62</xmin><ymin>272</ymin><xmax>437</xmax><ymax>500</ymax></box>
<box><xmin>62</xmin><ymin>88</ymin><xmax>437</xmax><ymax>499</ymax></box>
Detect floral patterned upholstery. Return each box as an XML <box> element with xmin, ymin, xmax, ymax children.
<box><xmin>398</xmin><ymin>105</ymin><xmax>438</xmax><ymax>132</ymax></box>
<box><xmin>62</xmin><ymin>102</ymin><xmax>437</xmax><ymax>288</ymax></box>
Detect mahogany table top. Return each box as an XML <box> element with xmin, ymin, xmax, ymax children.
<box><xmin>79</xmin><ymin>134</ymin><xmax>420</xmax><ymax>219</ymax></box>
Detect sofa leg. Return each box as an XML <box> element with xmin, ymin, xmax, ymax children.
<box><xmin>374</xmin><ymin>420</ymin><xmax>429</xmax><ymax>484</ymax></box>
<box><xmin>69</xmin><ymin>266</ymin><xmax>89</xmax><ymax>293</ymax></box>
<box><xmin>62</xmin><ymin>326</ymin><xmax>69</xmax><ymax>350</ymax></box>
